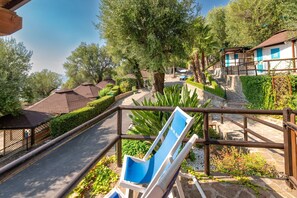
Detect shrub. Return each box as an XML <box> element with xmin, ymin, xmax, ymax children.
<box><xmin>71</xmin><ymin>156</ymin><xmax>118</xmax><ymax>196</ymax></box>
<box><xmin>186</xmin><ymin>75</ymin><xmax>225</xmax><ymax>98</ymax></box>
<box><xmin>105</xmin><ymin>83</ymin><xmax>114</xmax><ymax>89</ymax></box>
<box><xmin>120</xmin><ymin>81</ymin><xmax>132</xmax><ymax>93</ymax></box>
<box><xmin>132</xmin><ymin>86</ymin><xmax>137</xmax><ymax>93</ymax></box>
<box><xmin>50</xmin><ymin>96</ymin><xmax>115</xmax><ymax>137</ymax></box>
<box><xmin>122</xmin><ymin>138</ymin><xmax>151</xmax><ymax>158</ymax></box>
<box><xmin>212</xmin><ymin>147</ymin><xmax>278</xmax><ymax>177</ymax></box>
<box><xmin>99</xmin><ymin>87</ymin><xmax>111</xmax><ymax>97</ymax></box>
<box><xmin>116</xmin><ymin>77</ymin><xmax>137</xmax><ymax>88</ymax></box>
<box><xmin>129</xmin><ymin>84</ymin><xmax>210</xmax><ymax>138</ymax></box>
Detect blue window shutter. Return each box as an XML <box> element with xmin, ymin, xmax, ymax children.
<box><xmin>234</xmin><ymin>54</ymin><xmax>238</xmax><ymax>60</ymax></box>
<box><xmin>271</xmin><ymin>48</ymin><xmax>280</xmax><ymax>59</ymax></box>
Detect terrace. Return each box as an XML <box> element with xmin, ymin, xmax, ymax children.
<box><xmin>2</xmin><ymin>105</ymin><xmax>296</xmax><ymax>197</ymax></box>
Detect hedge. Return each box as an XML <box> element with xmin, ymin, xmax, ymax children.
<box><xmin>50</xmin><ymin>96</ymin><xmax>115</xmax><ymax>137</ymax></box>
<box><xmin>186</xmin><ymin>74</ymin><xmax>225</xmax><ymax>98</ymax></box>
<box><xmin>116</xmin><ymin>78</ymin><xmax>137</xmax><ymax>88</ymax></box>
<box><xmin>240</xmin><ymin>75</ymin><xmax>297</xmax><ymax>110</ymax></box>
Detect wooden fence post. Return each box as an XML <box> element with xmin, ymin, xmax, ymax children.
<box><xmin>220</xmin><ymin>106</ymin><xmax>224</xmax><ymax>124</ymax></box>
<box><xmin>203</xmin><ymin>112</ymin><xmax>210</xmax><ymax>176</ymax></box>
<box><xmin>117</xmin><ymin>109</ymin><xmax>122</xmax><ymax>167</ymax></box>
<box><xmin>283</xmin><ymin>108</ymin><xmax>293</xmax><ymax>187</ymax></box>
<box><xmin>245</xmin><ymin>63</ymin><xmax>248</xmax><ymax>76</ymax></box>
<box><xmin>291</xmin><ymin>113</ymin><xmax>297</xmax><ymax>179</ymax></box>
<box><xmin>243</xmin><ymin>116</ymin><xmax>248</xmax><ymax>141</ymax></box>
<box><xmin>268</xmin><ymin>61</ymin><xmax>271</xmax><ymax>76</ymax></box>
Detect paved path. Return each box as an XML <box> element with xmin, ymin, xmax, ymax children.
<box><xmin>0</xmin><ymin>89</ymin><xmax>150</xmax><ymax>198</ymax></box>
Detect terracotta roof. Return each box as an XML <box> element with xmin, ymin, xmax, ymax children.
<box><xmin>251</xmin><ymin>30</ymin><xmax>297</xmax><ymax>50</ymax></box>
<box><xmin>1</xmin><ymin>0</ymin><xmax>29</xmax><ymax>11</ymax></box>
<box><xmin>73</xmin><ymin>83</ymin><xmax>100</xmax><ymax>99</ymax></box>
<box><xmin>96</xmin><ymin>79</ymin><xmax>115</xmax><ymax>89</ymax></box>
<box><xmin>0</xmin><ymin>110</ymin><xmax>51</xmax><ymax>129</ymax></box>
<box><xmin>26</xmin><ymin>90</ymin><xmax>91</xmax><ymax>115</ymax></box>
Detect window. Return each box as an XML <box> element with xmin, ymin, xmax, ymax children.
<box><xmin>271</xmin><ymin>48</ymin><xmax>280</xmax><ymax>59</ymax></box>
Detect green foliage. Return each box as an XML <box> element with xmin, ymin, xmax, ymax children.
<box><xmin>224</xmin><ymin>0</ymin><xmax>295</xmax><ymax>47</ymax></box>
<box><xmin>0</xmin><ymin>38</ymin><xmax>32</xmax><ymax>116</ymax></box>
<box><xmin>105</xmin><ymin>83</ymin><xmax>114</xmax><ymax>89</ymax></box>
<box><xmin>63</xmin><ymin>43</ymin><xmax>115</xmax><ymax>89</ymax></box>
<box><xmin>212</xmin><ymin>147</ymin><xmax>278</xmax><ymax>178</ymax></box>
<box><xmin>132</xmin><ymin>86</ymin><xmax>137</xmax><ymax>93</ymax></box>
<box><xmin>240</xmin><ymin>76</ymin><xmax>274</xmax><ymax>109</ymax></box>
<box><xmin>120</xmin><ymin>81</ymin><xmax>132</xmax><ymax>93</ymax></box>
<box><xmin>122</xmin><ymin>138</ymin><xmax>151</xmax><ymax>158</ymax></box>
<box><xmin>71</xmin><ymin>156</ymin><xmax>118</xmax><ymax>196</ymax></box>
<box><xmin>23</xmin><ymin>69</ymin><xmax>62</xmax><ymax>103</ymax></box>
<box><xmin>98</xmin><ymin>0</ymin><xmax>196</xmax><ymax>92</ymax></box>
<box><xmin>108</xmin><ymin>86</ymin><xmax>120</xmax><ymax>96</ymax></box>
<box><xmin>129</xmin><ymin>85</ymin><xmax>210</xmax><ymax>138</ymax></box>
<box><xmin>206</xmin><ymin>7</ymin><xmax>227</xmax><ymax>49</ymax></box>
<box><xmin>116</xmin><ymin>78</ymin><xmax>137</xmax><ymax>88</ymax></box>
<box><xmin>50</xmin><ymin>96</ymin><xmax>115</xmax><ymax>137</ymax></box>
<box><xmin>186</xmin><ymin>75</ymin><xmax>225</xmax><ymax>98</ymax></box>
<box><xmin>99</xmin><ymin>87</ymin><xmax>111</xmax><ymax>97</ymax></box>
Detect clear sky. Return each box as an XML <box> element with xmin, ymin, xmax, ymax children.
<box><xmin>7</xmin><ymin>0</ymin><xmax>229</xmax><ymax>75</ymax></box>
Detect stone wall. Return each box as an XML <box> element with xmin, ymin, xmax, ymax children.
<box><xmin>186</xmin><ymin>83</ymin><xmax>226</xmax><ymax>107</ymax></box>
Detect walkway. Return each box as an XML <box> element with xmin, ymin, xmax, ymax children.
<box><xmin>212</xmin><ymin>74</ymin><xmax>297</xmax><ymax>197</ymax></box>
<box><xmin>0</xmin><ymin>89</ymin><xmax>150</xmax><ymax>198</ymax></box>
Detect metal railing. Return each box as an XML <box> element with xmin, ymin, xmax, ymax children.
<box><xmin>0</xmin><ymin>105</ymin><xmax>296</xmax><ymax>197</ymax></box>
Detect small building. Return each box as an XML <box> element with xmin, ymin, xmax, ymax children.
<box><xmin>96</xmin><ymin>79</ymin><xmax>116</xmax><ymax>89</ymax></box>
<box><xmin>0</xmin><ymin>110</ymin><xmax>52</xmax><ymax>156</ymax></box>
<box><xmin>26</xmin><ymin>89</ymin><xmax>91</xmax><ymax>115</ymax></box>
<box><xmin>221</xmin><ymin>47</ymin><xmax>252</xmax><ymax>68</ymax></box>
<box><xmin>250</xmin><ymin>30</ymin><xmax>297</xmax><ymax>73</ymax></box>
<box><xmin>73</xmin><ymin>83</ymin><xmax>100</xmax><ymax>100</ymax></box>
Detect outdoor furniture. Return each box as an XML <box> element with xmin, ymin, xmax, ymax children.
<box><xmin>114</xmin><ymin>107</ymin><xmax>193</xmax><ymax>197</ymax></box>
<box><xmin>105</xmin><ymin>135</ymin><xmax>206</xmax><ymax>198</ymax></box>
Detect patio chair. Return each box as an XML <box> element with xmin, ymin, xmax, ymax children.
<box><xmin>120</xmin><ymin>107</ymin><xmax>194</xmax><ymax>197</ymax></box>
<box><xmin>105</xmin><ymin>135</ymin><xmax>206</xmax><ymax>198</ymax></box>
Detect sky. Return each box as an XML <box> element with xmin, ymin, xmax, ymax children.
<box><xmin>7</xmin><ymin>0</ymin><xmax>229</xmax><ymax>75</ymax></box>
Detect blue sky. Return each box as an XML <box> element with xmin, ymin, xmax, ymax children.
<box><xmin>8</xmin><ymin>0</ymin><xmax>229</xmax><ymax>75</ymax></box>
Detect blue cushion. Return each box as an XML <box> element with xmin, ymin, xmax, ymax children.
<box><xmin>124</xmin><ymin>110</ymin><xmax>187</xmax><ymax>184</ymax></box>
<box><xmin>109</xmin><ymin>191</ymin><xmax>120</xmax><ymax>198</ymax></box>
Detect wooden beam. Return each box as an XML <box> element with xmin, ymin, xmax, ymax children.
<box><xmin>0</xmin><ymin>8</ymin><xmax>22</xmax><ymax>36</ymax></box>
<box><xmin>3</xmin><ymin>0</ymin><xmax>30</xmax><ymax>11</ymax></box>
<box><xmin>292</xmin><ymin>41</ymin><xmax>296</xmax><ymax>69</ymax></box>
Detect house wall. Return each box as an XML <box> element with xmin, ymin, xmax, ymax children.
<box><xmin>225</xmin><ymin>53</ymin><xmax>247</xmax><ymax>67</ymax></box>
<box><xmin>253</xmin><ymin>42</ymin><xmax>296</xmax><ymax>71</ymax></box>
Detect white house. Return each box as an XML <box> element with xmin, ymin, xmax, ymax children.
<box><xmin>221</xmin><ymin>47</ymin><xmax>251</xmax><ymax>68</ymax></box>
<box><xmin>251</xmin><ymin>30</ymin><xmax>297</xmax><ymax>74</ymax></box>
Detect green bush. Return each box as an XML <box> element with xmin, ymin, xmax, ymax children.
<box><xmin>129</xmin><ymin>84</ymin><xmax>210</xmax><ymax>138</ymax></box>
<box><xmin>240</xmin><ymin>76</ymin><xmax>274</xmax><ymax>109</ymax></box>
<box><xmin>116</xmin><ymin>78</ymin><xmax>137</xmax><ymax>88</ymax></box>
<box><xmin>212</xmin><ymin>147</ymin><xmax>278</xmax><ymax>177</ymax></box>
<box><xmin>99</xmin><ymin>87</ymin><xmax>111</xmax><ymax>97</ymax></box>
<box><xmin>120</xmin><ymin>81</ymin><xmax>132</xmax><ymax>93</ymax></box>
<box><xmin>122</xmin><ymin>138</ymin><xmax>151</xmax><ymax>158</ymax></box>
<box><xmin>50</xmin><ymin>96</ymin><xmax>115</xmax><ymax>137</ymax></box>
<box><xmin>71</xmin><ymin>156</ymin><xmax>118</xmax><ymax>196</ymax></box>
<box><xmin>186</xmin><ymin>76</ymin><xmax>225</xmax><ymax>98</ymax></box>
<box><xmin>105</xmin><ymin>83</ymin><xmax>114</xmax><ymax>89</ymax></box>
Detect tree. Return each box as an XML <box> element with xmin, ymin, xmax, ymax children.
<box><xmin>63</xmin><ymin>43</ymin><xmax>115</xmax><ymax>88</ymax></box>
<box><xmin>23</xmin><ymin>69</ymin><xmax>62</xmax><ymax>103</ymax></box>
<box><xmin>98</xmin><ymin>0</ymin><xmax>195</xmax><ymax>93</ymax></box>
<box><xmin>0</xmin><ymin>38</ymin><xmax>32</xmax><ymax>116</ymax></box>
<box><xmin>206</xmin><ymin>7</ymin><xmax>227</xmax><ymax>49</ymax></box>
<box><xmin>187</xmin><ymin>18</ymin><xmax>218</xmax><ymax>83</ymax></box>
<box><xmin>225</xmin><ymin>0</ymin><xmax>289</xmax><ymax>47</ymax></box>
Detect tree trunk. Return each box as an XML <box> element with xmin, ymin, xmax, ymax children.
<box><xmin>191</xmin><ymin>58</ymin><xmax>199</xmax><ymax>82</ymax></box>
<box><xmin>194</xmin><ymin>52</ymin><xmax>203</xmax><ymax>83</ymax></box>
<box><xmin>152</xmin><ymin>72</ymin><xmax>165</xmax><ymax>94</ymax></box>
<box><xmin>133</xmin><ymin>63</ymin><xmax>144</xmax><ymax>88</ymax></box>
<box><xmin>201</xmin><ymin>51</ymin><xmax>205</xmax><ymax>72</ymax></box>
<box><xmin>172</xmin><ymin>66</ymin><xmax>175</xmax><ymax>78</ymax></box>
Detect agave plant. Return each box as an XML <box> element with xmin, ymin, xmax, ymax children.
<box><xmin>129</xmin><ymin>84</ymin><xmax>210</xmax><ymax>138</ymax></box>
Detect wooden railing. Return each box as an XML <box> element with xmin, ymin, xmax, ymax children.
<box><xmin>225</xmin><ymin>58</ymin><xmax>297</xmax><ymax>76</ymax></box>
<box><xmin>0</xmin><ymin>106</ymin><xmax>296</xmax><ymax>197</ymax></box>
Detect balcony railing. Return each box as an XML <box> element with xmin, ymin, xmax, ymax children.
<box><xmin>0</xmin><ymin>105</ymin><xmax>296</xmax><ymax>197</ymax></box>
